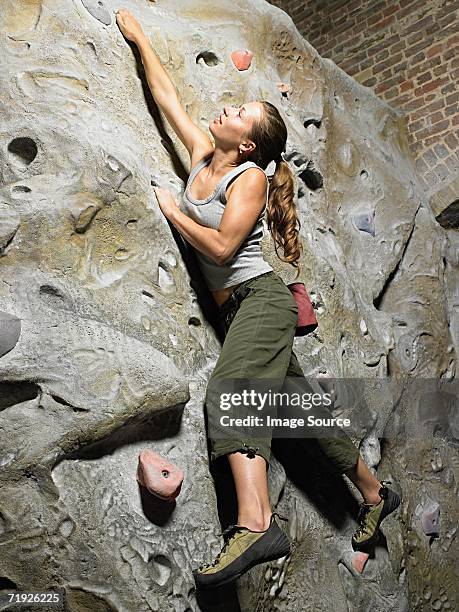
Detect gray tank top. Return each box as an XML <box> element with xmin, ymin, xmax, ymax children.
<box><xmin>181</xmin><ymin>152</ymin><xmax>273</xmax><ymax>291</ymax></box>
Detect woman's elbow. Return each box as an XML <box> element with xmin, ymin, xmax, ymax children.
<box><xmin>214</xmin><ymin>245</ymin><xmax>233</xmax><ymax>266</ymax></box>
<box><xmin>214</xmin><ymin>252</ymin><xmax>228</xmax><ymax>266</ymax></box>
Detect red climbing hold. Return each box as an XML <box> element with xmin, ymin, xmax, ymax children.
<box><xmin>231</xmin><ymin>49</ymin><xmax>253</xmax><ymax>71</ymax></box>
<box><xmin>137</xmin><ymin>449</ymin><xmax>184</xmax><ymax>502</ymax></box>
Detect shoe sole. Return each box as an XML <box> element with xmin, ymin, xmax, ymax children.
<box><xmin>193</xmin><ymin>532</ymin><xmax>291</xmax><ymax>589</ymax></box>
<box><xmin>352</xmin><ymin>490</ymin><xmax>401</xmax><ymax>552</ymax></box>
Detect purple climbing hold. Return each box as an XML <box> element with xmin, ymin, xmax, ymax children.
<box><xmin>81</xmin><ymin>0</ymin><xmax>112</xmax><ymax>26</ymax></box>
<box><xmin>0</xmin><ymin>312</ymin><xmax>21</xmax><ymax>358</ymax></box>
<box><xmin>353</xmin><ymin>210</ymin><xmax>376</xmax><ymax>237</ymax></box>
<box><xmin>421</xmin><ymin>502</ymin><xmax>440</xmax><ymax>536</ymax></box>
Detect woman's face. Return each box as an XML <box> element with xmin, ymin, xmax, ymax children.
<box><xmin>210</xmin><ymin>101</ymin><xmax>263</xmax><ymax>153</ymax></box>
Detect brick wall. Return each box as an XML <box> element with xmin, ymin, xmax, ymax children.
<box><xmin>269</xmin><ymin>0</ymin><xmax>459</xmax><ymax>195</ymax></box>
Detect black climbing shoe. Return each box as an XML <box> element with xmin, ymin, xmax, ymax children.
<box><xmin>192</xmin><ymin>512</ymin><xmax>291</xmax><ymax>589</ymax></box>
<box><xmin>352</xmin><ymin>481</ymin><xmax>401</xmax><ymax>552</ymax></box>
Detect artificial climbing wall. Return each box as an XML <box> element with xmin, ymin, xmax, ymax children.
<box><xmin>0</xmin><ymin>1</ymin><xmax>457</xmax><ymax>611</ymax></box>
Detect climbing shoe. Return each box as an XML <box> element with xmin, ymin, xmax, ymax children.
<box><xmin>352</xmin><ymin>481</ymin><xmax>401</xmax><ymax>552</ymax></box>
<box><xmin>192</xmin><ymin>512</ymin><xmax>290</xmax><ymax>589</ymax></box>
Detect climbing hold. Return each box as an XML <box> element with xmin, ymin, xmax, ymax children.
<box><xmin>430</xmin><ymin>452</ymin><xmax>443</xmax><ymax>473</ymax></box>
<box><xmin>339</xmin><ymin>550</ymin><xmax>369</xmax><ymax>576</ymax></box>
<box><xmin>276</xmin><ymin>82</ymin><xmax>291</xmax><ymax>97</ymax></box>
<box><xmin>80</xmin><ymin>0</ymin><xmax>112</xmax><ymax>27</ymax></box>
<box><xmin>230</xmin><ymin>49</ymin><xmax>253</xmax><ymax>71</ymax></box>
<box><xmin>136</xmin><ymin>450</ymin><xmax>184</xmax><ymax>501</ymax></box>
<box><xmin>421</xmin><ymin>502</ymin><xmax>440</xmax><ymax>536</ymax></box>
<box><xmin>75</xmin><ymin>204</ymin><xmax>100</xmax><ymax>233</ymax></box>
<box><xmin>335</xmin><ymin>141</ymin><xmax>360</xmax><ymax>176</ymax></box>
<box><xmin>351</xmin><ymin>551</ymin><xmax>369</xmax><ymax>574</ymax></box>
<box><xmin>397</xmin><ymin>333</ymin><xmax>418</xmax><ymax>371</ymax></box>
<box><xmin>157</xmin><ymin>262</ymin><xmax>176</xmax><ymax>294</ymax></box>
<box><xmin>69</xmin><ymin>192</ymin><xmax>104</xmax><ymax>233</ymax></box>
<box><xmin>105</xmin><ymin>155</ymin><xmax>132</xmax><ymax>192</ymax></box>
<box><xmin>0</xmin><ymin>312</ymin><xmax>21</xmax><ymax>358</ymax></box>
<box><xmin>352</xmin><ymin>210</ymin><xmax>375</xmax><ymax>237</ymax></box>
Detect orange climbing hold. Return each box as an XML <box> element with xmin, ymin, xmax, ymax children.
<box><xmin>231</xmin><ymin>49</ymin><xmax>253</xmax><ymax>71</ymax></box>
<box><xmin>276</xmin><ymin>82</ymin><xmax>292</xmax><ymax>95</ymax></box>
<box><xmin>137</xmin><ymin>449</ymin><xmax>184</xmax><ymax>501</ymax></box>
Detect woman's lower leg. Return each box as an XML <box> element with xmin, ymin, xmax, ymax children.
<box><xmin>344</xmin><ymin>455</ymin><xmax>384</xmax><ymax>505</ymax></box>
<box><xmin>227</xmin><ymin>452</ymin><xmax>272</xmax><ymax>531</ymax></box>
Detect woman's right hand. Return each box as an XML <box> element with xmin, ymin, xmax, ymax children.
<box><xmin>115</xmin><ymin>8</ymin><xmax>145</xmax><ymax>44</ymax></box>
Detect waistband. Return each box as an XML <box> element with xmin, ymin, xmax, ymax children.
<box><xmin>218</xmin><ymin>271</ymin><xmax>276</xmax><ymax>315</ymax></box>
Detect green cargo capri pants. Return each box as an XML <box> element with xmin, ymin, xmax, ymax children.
<box><xmin>205</xmin><ymin>271</ymin><xmax>359</xmax><ymax>472</ymax></box>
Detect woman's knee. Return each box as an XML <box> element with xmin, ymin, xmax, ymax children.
<box><xmin>211</xmin><ymin>440</ymin><xmax>271</xmax><ymax>467</ymax></box>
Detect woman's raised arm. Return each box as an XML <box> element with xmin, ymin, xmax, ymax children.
<box><xmin>115</xmin><ymin>8</ymin><xmax>213</xmax><ymax>160</ymax></box>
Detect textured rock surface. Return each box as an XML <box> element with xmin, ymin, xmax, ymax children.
<box><xmin>0</xmin><ymin>1</ymin><xmax>457</xmax><ymax>611</ymax></box>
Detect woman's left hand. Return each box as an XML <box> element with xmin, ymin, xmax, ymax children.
<box><xmin>153</xmin><ymin>187</ymin><xmax>181</xmax><ymax>220</ymax></box>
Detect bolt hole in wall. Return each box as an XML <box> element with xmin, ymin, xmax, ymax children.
<box><xmin>299</xmin><ymin>163</ymin><xmax>324</xmax><ymax>191</ymax></box>
<box><xmin>0</xmin><ymin>381</ymin><xmax>40</xmax><ymax>411</ymax></box>
<box><xmin>7</xmin><ymin>137</ymin><xmax>38</xmax><ymax>168</ymax></box>
<box><xmin>196</xmin><ymin>51</ymin><xmax>219</xmax><ymax>66</ymax></box>
<box><xmin>0</xmin><ymin>578</ymin><xmax>17</xmax><ymax>589</ymax></box>
<box><xmin>303</xmin><ymin>119</ymin><xmax>322</xmax><ymax>129</ymax></box>
<box><xmin>11</xmin><ymin>185</ymin><xmax>32</xmax><ymax>194</ymax></box>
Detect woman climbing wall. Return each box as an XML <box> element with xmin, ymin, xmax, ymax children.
<box><xmin>115</xmin><ymin>7</ymin><xmax>401</xmax><ymax>590</ymax></box>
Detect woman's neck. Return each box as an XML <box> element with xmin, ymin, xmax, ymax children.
<box><xmin>207</xmin><ymin>148</ymin><xmax>242</xmax><ymax>178</ymax></box>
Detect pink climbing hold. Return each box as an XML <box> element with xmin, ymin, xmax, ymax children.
<box><xmin>137</xmin><ymin>450</ymin><xmax>184</xmax><ymax>502</ymax></box>
<box><xmin>231</xmin><ymin>49</ymin><xmax>253</xmax><ymax>71</ymax></box>
<box><xmin>351</xmin><ymin>551</ymin><xmax>370</xmax><ymax>574</ymax></box>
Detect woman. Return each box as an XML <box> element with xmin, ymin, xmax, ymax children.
<box><xmin>115</xmin><ymin>8</ymin><xmax>401</xmax><ymax>590</ymax></box>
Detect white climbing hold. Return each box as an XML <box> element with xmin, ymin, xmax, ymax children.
<box><xmin>421</xmin><ymin>502</ymin><xmax>440</xmax><ymax>536</ymax></box>
<box><xmin>81</xmin><ymin>0</ymin><xmax>112</xmax><ymax>26</ymax></box>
